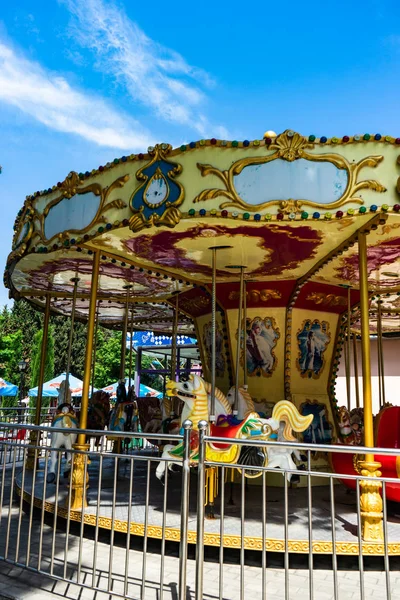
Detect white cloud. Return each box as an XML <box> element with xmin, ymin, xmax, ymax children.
<box><xmin>61</xmin><ymin>0</ymin><xmax>226</xmax><ymax>137</ymax></box>
<box><xmin>0</xmin><ymin>41</ymin><xmax>154</xmax><ymax>150</ymax></box>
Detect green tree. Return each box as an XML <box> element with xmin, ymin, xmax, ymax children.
<box><xmin>52</xmin><ymin>316</ymin><xmax>87</xmax><ymax>379</ymax></box>
<box><xmin>93</xmin><ymin>330</ymin><xmax>123</xmax><ymax>388</ymax></box>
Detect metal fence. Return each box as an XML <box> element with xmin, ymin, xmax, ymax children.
<box><xmin>0</xmin><ymin>420</ymin><xmax>399</xmax><ymax>600</ymax></box>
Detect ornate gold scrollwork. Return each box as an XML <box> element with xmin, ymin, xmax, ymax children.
<box><xmin>194</xmin><ymin>130</ymin><xmax>386</xmax><ymax>213</ymax></box>
<box><xmin>179</xmin><ymin>296</ymin><xmax>210</xmax><ymax>313</ymax></box>
<box><xmin>306</xmin><ymin>292</ymin><xmax>347</xmax><ymax>307</ymax></box>
<box><xmin>31</xmin><ymin>171</ymin><xmax>129</xmax><ymax>245</ymax></box>
<box><xmin>229</xmin><ymin>288</ymin><xmax>282</xmax><ymax>303</ymax></box>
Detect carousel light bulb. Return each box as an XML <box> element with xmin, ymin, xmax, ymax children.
<box><xmin>263</xmin><ymin>130</ymin><xmax>277</xmax><ymax>138</ymax></box>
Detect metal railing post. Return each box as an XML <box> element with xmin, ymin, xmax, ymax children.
<box><xmin>178</xmin><ymin>419</ymin><xmax>192</xmax><ymax>600</ymax></box>
<box><xmin>195</xmin><ymin>421</ymin><xmax>208</xmax><ymax>600</ymax></box>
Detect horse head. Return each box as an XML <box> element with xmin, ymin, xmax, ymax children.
<box><xmin>338</xmin><ymin>406</ymin><xmax>351</xmax><ymax>429</ymax></box>
<box><xmin>166</xmin><ymin>374</ymin><xmax>209</xmax><ymax>424</ymax></box>
<box><xmin>226</xmin><ymin>386</ymin><xmax>255</xmax><ymax>418</ymax></box>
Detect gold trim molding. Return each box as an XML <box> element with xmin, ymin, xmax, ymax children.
<box><xmin>31</xmin><ymin>171</ymin><xmax>129</xmax><ymax>246</ymax></box>
<box><xmin>194</xmin><ymin>130</ymin><xmax>386</xmax><ymax>213</ymax></box>
<box><xmin>16</xmin><ymin>485</ymin><xmax>400</xmax><ymax>555</ymax></box>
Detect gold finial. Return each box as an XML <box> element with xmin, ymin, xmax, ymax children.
<box><xmin>263</xmin><ymin>130</ymin><xmax>277</xmax><ymax>138</ymax></box>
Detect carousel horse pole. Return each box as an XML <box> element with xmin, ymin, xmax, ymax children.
<box><xmin>90</xmin><ymin>306</ymin><xmax>100</xmax><ymax>398</ymax></box>
<box><xmin>113</xmin><ymin>285</ymin><xmax>132</xmax><ymax>454</ymax></box>
<box><xmin>46</xmin><ymin>380</ymin><xmax>78</xmax><ymax>483</ymax></box>
<box><xmin>70</xmin><ymin>250</ymin><xmax>100</xmax><ymax>510</ymax></box>
<box><xmin>26</xmin><ymin>292</ymin><xmax>51</xmax><ymax>470</ymax></box>
<box><xmin>226</xmin><ymin>264</ymin><xmax>246</xmax><ymax>416</ymax></box>
<box><xmin>65</xmin><ymin>277</ymin><xmax>79</xmax><ymax>389</ymax></box>
<box><xmin>209</xmin><ymin>245</ymin><xmax>231</xmax><ymax>423</ymax></box>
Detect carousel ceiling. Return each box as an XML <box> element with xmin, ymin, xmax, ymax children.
<box><xmin>5</xmin><ymin>129</ymin><xmax>400</xmax><ymax>332</ymax></box>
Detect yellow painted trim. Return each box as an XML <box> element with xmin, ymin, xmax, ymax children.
<box><xmin>16</xmin><ymin>484</ymin><xmax>400</xmax><ymax>555</ymax></box>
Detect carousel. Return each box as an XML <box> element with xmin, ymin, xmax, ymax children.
<box><xmin>6</xmin><ymin>128</ymin><xmax>400</xmax><ymax>555</ymax></box>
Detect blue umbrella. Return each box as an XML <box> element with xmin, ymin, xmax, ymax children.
<box><xmin>0</xmin><ymin>378</ymin><xmax>18</xmax><ymax>396</ymax></box>
<box><xmin>102</xmin><ymin>379</ymin><xmax>162</xmax><ymax>399</ymax></box>
<box><xmin>29</xmin><ymin>372</ymin><xmax>96</xmax><ymax>397</ymax></box>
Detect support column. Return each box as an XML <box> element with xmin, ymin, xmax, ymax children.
<box><xmin>358</xmin><ymin>231</ymin><xmax>383</xmax><ymax>542</ymax></box>
<box><xmin>70</xmin><ymin>251</ymin><xmax>100</xmax><ymax>510</ymax></box>
<box><xmin>27</xmin><ymin>293</ymin><xmax>51</xmax><ymax>470</ymax></box>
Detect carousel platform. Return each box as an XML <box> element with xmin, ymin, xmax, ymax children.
<box><xmin>15</xmin><ymin>451</ymin><xmax>400</xmax><ymax>556</ymax></box>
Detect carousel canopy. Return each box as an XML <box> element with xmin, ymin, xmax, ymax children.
<box><xmin>102</xmin><ymin>379</ymin><xmax>162</xmax><ymax>399</ymax></box>
<box><xmin>28</xmin><ymin>373</ymin><xmax>96</xmax><ymax>397</ymax></box>
<box><xmin>6</xmin><ymin>129</ymin><xmax>400</xmax><ymax>335</ymax></box>
<box><xmin>0</xmin><ymin>378</ymin><xmax>18</xmax><ymax>396</ymax></box>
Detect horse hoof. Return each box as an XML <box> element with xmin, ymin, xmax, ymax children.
<box><xmin>47</xmin><ymin>473</ymin><xmax>56</xmax><ymax>484</ymax></box>
<box><xmin>158</xmin><ymin>473</ymin><xmax>165</xmax><ymax>486</ymax></box>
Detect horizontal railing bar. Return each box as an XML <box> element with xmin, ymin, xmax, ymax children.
<box><xmin>204</xmin><ymin>460</ymin><xmax>400</xmax><ymax>485</ymax></box>
<box><xmin>0</xmin><ymin>422</ymin><xmax>182</xmax><ymax>441</ymax></box>
<box><xmin>204</xmin><ymin>435</ymin><xmax>400</xmax><ymax>456</ymax></box>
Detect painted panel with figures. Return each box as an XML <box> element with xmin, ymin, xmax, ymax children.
<box><xmin>243</xmin><ymin>316</ymin><xmax>280</xmax><ymax>378</ymax></box>
<box><xmin>296</xmin><ymin>319</ymin><xmax>330</xmax><ymax>379</ymax></box>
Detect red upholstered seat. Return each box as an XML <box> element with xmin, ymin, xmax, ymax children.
<box><xmin>376</xmin><ymin>406</ymin><xmax>400</xmax><ymax>449</ymax></box>
<box><xmin>210</xmin><ymin>423</ymin><xmax>243</xmax><ymax>449</ymax></box>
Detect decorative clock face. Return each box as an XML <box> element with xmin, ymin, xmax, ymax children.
<box><xmin>144</xmin><ymin>169</ymin><xmax>169</xmax><ymax>207</ymax></box>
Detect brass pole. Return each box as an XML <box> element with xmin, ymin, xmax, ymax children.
<box><xmin>346</xmin><ymin>287</ymin><xmax>352</xmax><ymax>410</ymax></box>
<box><xmin>234</xmin><ymin>267</ymin><xmax>245</xmax><ymax>415</ymax></box>
<box><xmin>77</xmin><ymin>251</ymin><xmax>100</xmax><ymax>445</ymax></box>
<box><xmin>358</xmin><ymin>231</ymin><xmax>383</xmax><ymax>542</ymax></box>
<box><xmin>27</xmin><ymin>293</ymin><xmax>51</xmax><ymax>470</ymax></box>
<box><xmin>171</xmin><ymin>293</ymin><xmax>179</xmax><ymax>383</ymax></box>
<box><xmin>35</xmin><ymin>294</ymin><xmax>51</xmax><ymax>425</ymax></box>
<box><xmin>128</xmin><ymin>302</ymin><xmax>135</xmax><ymax>388</ymax></box>
<box><xmin>210</xmin><ymin>248</ymin><xmax>217</xmax><ymax>423</ymax></box>
<box><xmin>353</xmin><ymin>333</ymin><xmax>360</xmax><ymax>409</ymax></box>
<box><xmin>243</xmin><ymin>280</ymin><xmax>248</xmax><ymax>389</ymax></box>
<box><xmin>70</xmin><ymin>251</ymin><xmax>100</xmax><ymax>510</ymax></box>
<box><xmin>119</xmin><ymin>286</ymin><xmax>132</xmax><ymax>381</ymax></box>
<box><xmin>65</xmin><ymin>278</ymin><xmax>79</xmax><ymax>387</ymax></box>
<box><xmin>90</xmin><ymin>307</ymin><xmax>99</xmax><ymax>397</ymax></box>
<box><xmin>359</xmin><ymin>233</ymin><xmax>374</xmax><ymax>459</ymax></box>
<box><xmin>377</xmin><ymin>301</ymin><xmax>385</xmax><ymax>408</ymax></box>
<box><xmin>209</xmin><ymin>245</ymin><xmax>231</xmax><ymax>422</ymax></box>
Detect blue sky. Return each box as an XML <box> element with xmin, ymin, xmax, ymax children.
<box><xmin>1</xmin><ymin>0</ymin><xmax>400</xmax><ymax>306</ymax></box>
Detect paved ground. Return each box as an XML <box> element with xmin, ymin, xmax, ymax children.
<box><xmin>1</xmin><ymin>456</ymin><xmax>400</xmax><ymax>599</ymax></box>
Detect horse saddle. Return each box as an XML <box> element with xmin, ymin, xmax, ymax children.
<box><xmin>210</xmin><ymin>422</ymin><xmax>244</xmax><ymax>449</ymax></box>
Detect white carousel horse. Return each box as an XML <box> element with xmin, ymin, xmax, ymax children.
<box><xmin>46</xmin><ymin>380</ymin><xmax>78</xmax><ymax>483</ymax></box>
<box><xmin>155</xmin><ymin>374</ymin><xmax>312</xmax><ymax>482</ymax></box>
<box><xmin>226</xmin><ymin>385</ymin><xmax>306</xmax><ymax>480</ymax></box>
<box><xmin>226</xmin><ymin>385</ymin><xmax>263</xmax><ymax>420</ymax></box>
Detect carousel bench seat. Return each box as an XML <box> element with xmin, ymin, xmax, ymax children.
<box><xmin>331</xmin><ymin>406</ymin><xmax>400</xmax><ymax>502</ymax></box>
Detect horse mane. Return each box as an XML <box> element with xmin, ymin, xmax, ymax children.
<box><xmin>239</xmin><ymin>387</ymin><xmax>255</xmax><ymax>412</ymax></box>
<box><xmin>204</xmin><ymin>381</ymin><xmax>232</xmax><ymax>415</ymax></box>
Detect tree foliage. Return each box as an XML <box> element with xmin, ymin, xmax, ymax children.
<box><xmin>29</xmin><ymin>326</ymin><xmax>55</xmax><ymax>409</ymax></box>
<box><xmin>0</xmin><ymin>298</ymin><xmax>166</xmax><ymax>407</ymax></box>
